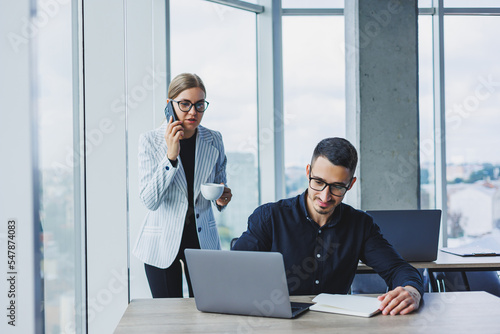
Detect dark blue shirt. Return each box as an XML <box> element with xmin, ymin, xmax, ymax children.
<box><xmin>232</xmin><ymin>191</ymin><xmax>424</xmax><ymax>297</ymax></box>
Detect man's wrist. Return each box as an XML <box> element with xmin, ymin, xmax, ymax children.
<box><xmin>404</xmin><ymin>285</ymin><xmax>420</xmax><ymax>294</ymax></box>
<box><xmin>404</xmin><ymin>285</ymin><xmax>422</xmax><ymax>304</ymax></box>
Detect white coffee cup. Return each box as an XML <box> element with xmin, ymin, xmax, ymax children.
<box><xmin>200</xmin><ymin>183</ymin><xmax>224</xmax><ymax>201</ymax></box>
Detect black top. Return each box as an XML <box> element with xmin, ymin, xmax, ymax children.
<box><xmin>232</xmin><ymin>191</ymin><xmax>424</xmax><ymax>297</ymax></box>
<box><xmin>180</xmin><ymin>131</ymin><xmax>197</xmax><ymax>226</ymax></box>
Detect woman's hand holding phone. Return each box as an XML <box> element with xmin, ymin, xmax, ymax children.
<box><xmin>165</xmin><ymin>115</ymin><xmax>184</xmax><ymax>161</ymax></box>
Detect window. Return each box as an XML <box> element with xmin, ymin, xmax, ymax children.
<box><xmin>282</xmin><ymin>15</ymin><xmax>345</xmax><ymax>198</ymax></box>
<box><xmin>37</xmin><ymin>0</ymin><xmax>84</xmax><ymax>332</ymax></box>
<box><xmin>418</xmin><ymin>5</ymin><xmax>500</xmax><ymax>250</ymax></box>
<box><xmin>282</xmin><ymin>0</ymin><xmax>343</xmax><ymax>8</ymax></box>
<box><xmin>170</xmin><ymin>0</ymin><xmax>258</xmax><ymax>249</ymax></box>
<box><xmin>444</xmin><ymin>0</ymin><xmax>500</xmax><ymax>7</ymax></box>
<box><xmin>444</xmin><ymin>16</ymin><xmax>500</xmax><ymax>246</ymax></box>
<box><xmin>418</xmin><ymin>15</ymin><xmax>435</xmax><ymax>210</ymax></box>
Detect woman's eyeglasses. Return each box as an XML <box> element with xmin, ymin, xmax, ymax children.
<box><xmin>172</xmin><ymin>99</ymin><xmax>209</xmax><ymax>112</ymax></box>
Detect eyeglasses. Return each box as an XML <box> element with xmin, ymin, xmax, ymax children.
<box><xmin>308</xmin><ymin>174</ymin><xmax>352</xmax><ymax>197</ymax></box>
<box><xmin>172</xmin><ymin>99</ymin><xmax>209</xmax><ymax>112</ymax></box>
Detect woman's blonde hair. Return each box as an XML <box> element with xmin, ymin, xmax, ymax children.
<box><xmin>167</xmin><ymin>73</ymin><xmax>206</xmax><ymax>99</ymax></box>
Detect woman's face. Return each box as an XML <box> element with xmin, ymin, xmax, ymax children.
<box><xmin>170</xmin><ymin>87</ymin><xmax>206</xmax><ymax>136</ymax></box>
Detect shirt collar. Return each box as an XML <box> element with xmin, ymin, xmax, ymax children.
<box><xmin>299</xmin><ymin>190</ymin><xmax>344</xmax><ymax>228</ymax></box>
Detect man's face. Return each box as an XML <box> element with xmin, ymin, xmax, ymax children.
<box><xmin>306</xmin><ymin>156</ymin><xmax>356</xmax><ymax>217</ymax></box>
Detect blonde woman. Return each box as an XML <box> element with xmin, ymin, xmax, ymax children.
<box><xmin>134</xmin><ymin>73</ymin><xmax>232</xmax><ymax>298</ymax></box>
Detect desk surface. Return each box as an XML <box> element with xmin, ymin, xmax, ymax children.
<box><xmin>357</xmin><ymin>250</ymin><xmax>500</xmax><ymax>272</ymax></box>
<box><xmin>115</xmin><ymin>292</ymin><xmax>500</xmax><ymax>334</ymax></box>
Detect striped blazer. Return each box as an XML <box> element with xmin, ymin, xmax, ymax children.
<box><xmin>133</xmin><ymin>122</ymin><xmax>227</xmax><ymax>268</ymax></box>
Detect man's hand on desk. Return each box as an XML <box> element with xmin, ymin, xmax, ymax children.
<box><xmin>377</xmin><ymin>286</ymin><xmax>421</xmax><ymax>315</ymax></box>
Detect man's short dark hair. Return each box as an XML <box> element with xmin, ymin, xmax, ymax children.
<box><xmin>311</xmin><ymin>138</ymin><xmax>358</xmax><ymax>175</ymax></box>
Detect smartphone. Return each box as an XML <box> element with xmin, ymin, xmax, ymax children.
<box><xmin>164</xmin><ymin>101</ymin><xmax>177</xmax><ymax>123</ymax></box>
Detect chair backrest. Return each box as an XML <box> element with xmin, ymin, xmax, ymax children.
<box><xmin>351</xmin><ymin>269</ymin><xmax>429</xmax><ymax>294</ymax></box>
<box><xmin>432</xmin><ymin>271</ymin><xmax>500</xmax><ymax>297</ymax></box>
<box><xmin>466</xmin><ymin>271</ymin><xmax>500</xmax><ymax>297</ymax></box>
<box><xmin>230</xmin><ymin>237</ymin><xmax>238</xmax><ymax>249</ymax></box>
<box><xmin>350</xmin><ymin>274</ymin><xmax>388</xmax><ymax>294</ymax></box>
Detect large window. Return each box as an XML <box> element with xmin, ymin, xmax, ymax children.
<box><xmin>37</xmin><ymin>1</ymin><xmax>83</xmax><ymax>333</ymax></box>
<box><xmin>282</xmin><ymin>15</ymin><xmax>345</xmax><ymax>198</ymax></box>
<box><xmin>20</xmin><ymin>1</ymin><xmax>500</xmax><ymax>331</ymax></box>
<box><xmin>418</xmin><ymin>15</ymin><xmax>435</xmax><ymax>210</ymax></box>
<box><xmin>170</xmin><ymin>0</ymin><xmax>258</xmax><ymax>249</ymax></box>
<box><xmin>282</xmin><ymin>0</ymin><xmax>343</xmax><ymax>8</ymax></box>
<box><xmin>418</xmin><ymin>5</ymin><xmax>500</xmax><ymax>249</ymax></box>
<box><xmin>444</xmin><ymin>0</ymin><xmax>500</xmax><ymax>7</ymax></box>
<box><xmin>444</xmin><ymin>16</ymin><xmax>500</xmax><ymax>247</ymax></box>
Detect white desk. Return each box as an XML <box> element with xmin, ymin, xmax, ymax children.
<box><xmin>115</xmin><ymin>292</ymin><xmax>500</xmax><ymax>334</ymax></box>
<box><xmin>357</xmin><ymin>251</ymin><xmax>500</xmax><ymax>271</ymax></box>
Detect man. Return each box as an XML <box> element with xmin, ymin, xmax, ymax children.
<box><xmin>232</xmin><ymin>137</ymin><xmax>423</xmax><ymax>315</ymax></box>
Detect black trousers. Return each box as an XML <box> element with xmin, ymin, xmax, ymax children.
<box><xmin>144</xmin><ymin>221</ymin><xmax>200</xmax><ymax>298</ymax></box>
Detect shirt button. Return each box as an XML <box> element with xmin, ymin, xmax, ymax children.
<box><xmin>196</xmin><ymin>213</ymin><xmax>200</xmax><ymax>218</ymax></box>
<box><xmin>198</xmin><ymin>227</ymin><xmax>202</xmax><ymax>232</ymax></box>
<box><xmin>315</xmin><ymin>280</ymin><xmax>320</xmax><ymax>285</ymax></box>
<box><xmin>318</xmin><ymin>230</ymin><xmax>322</xmax><ymax>234</ymax></box>
<box><xmin>316</xmin><ymin>254</ymin><xmax>321</xmax><ymax>258</ymax></box>
<box><xmin>165</xmin><ymin>166</ymin><xmax>170</xmax><ymax>171</ymax></box>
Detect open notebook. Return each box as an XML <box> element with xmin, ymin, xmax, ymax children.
<box><xmin>310</xmin><ymin>294</ymin><xmax>381</xmax><ymax>318</ymax></box>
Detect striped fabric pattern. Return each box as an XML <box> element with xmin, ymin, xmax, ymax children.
<box><xmin>133</xmin><ymin>122</ymin><xmax>227</xmax><ymax>268</ymax></box>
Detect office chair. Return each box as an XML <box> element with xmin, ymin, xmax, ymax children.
<box><xmin>350</xmin><ymin>273</ymin><xmax>388</xmax><ymax>294</ymax></box>
<box><xmin>230</xmin><ymin>237</ymin><xmax>238</xmax><ymax>249</ymax></box>
<box><xmin>431</xmin><ymin>270</ymin><xmax>500</xmax><ymax>297</ymax></box>
<box><xmin>350</xmin><ymin>269</ymin><xmax>430</xmax><ymax>294</ymax></box>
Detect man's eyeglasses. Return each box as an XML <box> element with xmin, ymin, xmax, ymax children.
<box><xmin>172</xmin><ymin>99</ymin><xmax>209</xmax><ymax>113</ymax></box>
<box><xmin>308</xmin><ymin>174</ymin><xmax>352</xmax><ymax>197</ymax></box>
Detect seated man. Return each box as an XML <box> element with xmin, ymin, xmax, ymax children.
<box><xmin>232</xmin><ymin>137</ymin><xmax>423</xmax><ymax>315</ymax></box>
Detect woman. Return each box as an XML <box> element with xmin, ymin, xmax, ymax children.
<box><xmin>133</xmin><ymin>73</ymin><xmax>232</xmax><ymax>298</ymax></box>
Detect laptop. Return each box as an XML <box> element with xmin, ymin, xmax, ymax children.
<box><xmin>184</xmin><ymin>249</ymin><xmax>313</xmax><ymax>318</ymax></box>
<box><xmin>366</xmin><ymin>210</ymin><xmax>442</xmax><ymax>262</ymax></box>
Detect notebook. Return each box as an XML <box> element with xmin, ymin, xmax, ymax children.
<box><xmin>310</xmin><ymin>293</ymin><xmax>381</xmax><ymax>318</ymax></box>
<box><xmin>184</xmin><ymin>249</ymin><xmax>313</xmax><ymax>319</ymax></box>
<box><xmin>366</xmin><ymin>209</ymin><xmax>442</xmax><ymax>262</ymax></box>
